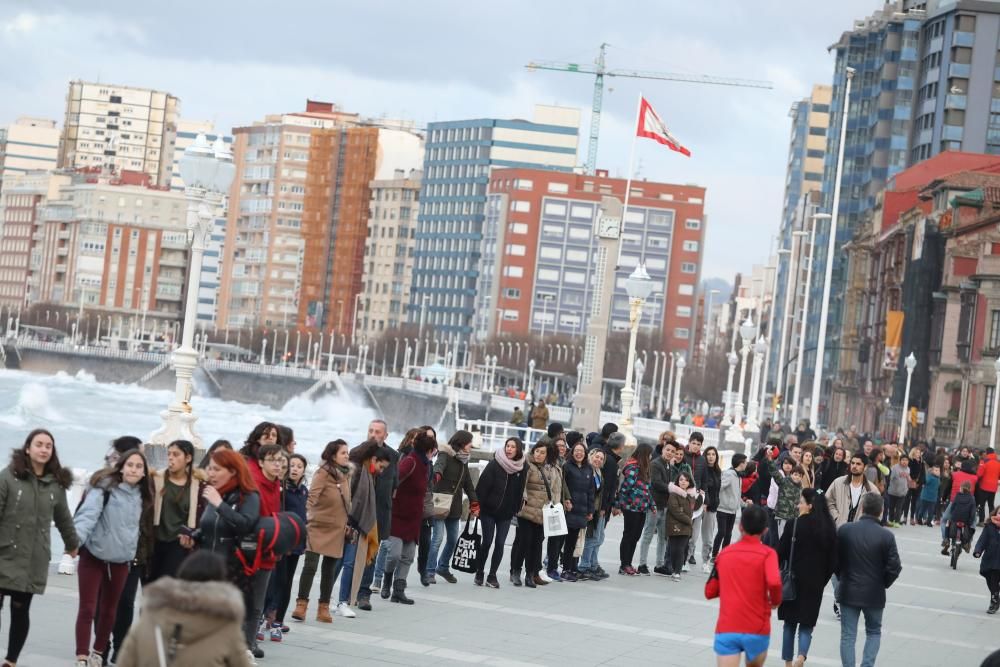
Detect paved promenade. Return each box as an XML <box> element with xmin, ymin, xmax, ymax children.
<box><xmin>14</xmin><ymin>519</ymin><xmax>998</xmax><ymax>666</ymax></box>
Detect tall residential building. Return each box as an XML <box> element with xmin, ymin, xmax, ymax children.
<box><xmin>0</xmin><ymin>117</ymin><xmax>60</xmax><ymax>184</ymax></box>
<box><xmin>360</xmin><ymin>169</ymin><xmax>421</xmax><ymax>337</ymax></box>
<box><xmin>171</xmin><ymin>119</ymin><xmax>233</xmax><ymax>326</ymax></box>
<box><xmin>474</xmin><ymin>168</ymin><xmax>706</xmax><ymax>352</ymax></box>
<box><xmin>59</xmin><ymin>80</ymin><xmax>179</xmax><ymax>187</ymax></box>
<box><xmin>408</xmin><ymin>106</ymin><xmax>580</xmax><ymax>340</ymax></box>
<box><xmin>766</xmin><ymin>86</ymin><xmax>830</xmax><ymax>393</ymax></box>
<box><xmin>219</xmin><ymin>101</ymin><xmax>423</xmax><ymax>330</ymax></box>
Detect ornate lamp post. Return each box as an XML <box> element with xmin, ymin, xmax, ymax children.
<box><xmin>721</xmin><ymin>351</ymin><xmax>738</xmax><ymax>428</ymax></box>
<box><xmin>991</xmin><ymin>357</ymin><xmax>1000</xmax><ymax>450</ymax></box>
<box><xmin>746</xmin><ymin>336</ymin><xmax>768</xmax><ymax>436</ymax></box>
<box><xmin>619</xmin><ymin>264</ymin><xmax>655</xmax><ymax>441</ymax></box>
<box><xmin>150</xmin><ymin>134</ymin><xmax>234</xmax><ymax>447</ymax></box>
<box><xmin>671</xmin><ymin>355</ymin><xmax>687</xmax><ymax>418</ymax></box>
<box><xmin>726</xmin><ymin>317</ymin><xmax>758</xmax><ymax>444</ymax></box>
<box><xmin>899</xmin><ymin>352</ymin><xmax>917</xmax><ymax>444</ymax></box>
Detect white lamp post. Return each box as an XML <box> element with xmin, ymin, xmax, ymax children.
<box><xmin>810</xmin><ymin>67</ymin><xmax>855</xmax><ymax>428</ymax></box>
<box><xmin>760</xmin><ymin>247</ymin><xmax>790</xmax><ymax>422</ymax></box>
<box><xmin>735</xmin><ymin>317</ymin><xmax>757</xmax><ymax>424</ymax></box>
<box><xmin>746</xmin><ymin>336</ymin><xmax>768</xmax><ymax>436</ymax></box>
<box><xmin>664</xmin><ymin>352</ymin><xmax>676</xmax><ymax>419</ymax></box>
<box><xmin>721</xmin><ymin>351</ymin><xmax>738</xmax><ymax>427</ymax></box>
<box><xmin>899</xmin><ymin>352</ymin><xmax>917</xmax><ymax>443</ymax></box>
<box><xmin>657</xmin><ymin>352</ymin><xmax>670</xmax><ymax>419</ymax></box>
<box><xmin>619</xmin><ymin>264</ymin><xmax>655</xmax><ymax>441</ymax></box>
<box><xmin>150</xmin><ymin>134</ymin><xmax>234</xmax><ymax>447</ymax></box>
<box><xmin>672</xmin><ymin>355</ymin><xmax>687</xmax><ymax>418</ymax></box>
<box><xmin>775</xmin><ymin>231</ymin><xmax>808</xmax><ymax>421</ymax></box>
<box><xmin>527</xmin><ymin>358</ymin><xmax>536</xmax><ymax>400</ymax></box>
<box><xmin>791</xmin><ymin>212</ymin><xmax>826</xmax><ymax>425</ymax></box>
<box><xmin>634</xmin><ymin>356</ymin><xmax>646</xmax><ymax>417</ymax></box>
<box><xmin>991</xmin><ymin>357</ymin><xmax>1000</xmax><ymax>450</ymax></box>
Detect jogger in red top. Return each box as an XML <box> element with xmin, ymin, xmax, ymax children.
<box><xmin>705</xmin><ymin>504</ymin><xmax>782</xmax><ymax>667</ymax></box>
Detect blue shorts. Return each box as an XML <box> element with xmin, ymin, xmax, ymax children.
<box><xmin>714</xmin><ymin>633</ymin><xmax>770</xmax><ymax>658</ymax></box>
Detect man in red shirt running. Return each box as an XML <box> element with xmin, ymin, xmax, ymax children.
<box><xmin>705</xmin><ymin>504</ymin><xmax>782</xmax><ymax>666</ymax></box>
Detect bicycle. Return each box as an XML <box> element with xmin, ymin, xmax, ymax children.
<box><xmin>948</xmin><ymin>520</ymin><xmax>971</xmax><ymax>570</ymax></box>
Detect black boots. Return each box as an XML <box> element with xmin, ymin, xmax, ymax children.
<box><xmin>391</xmin><ymin>579</ymin><xmax>414</xmax><ymax>605</ymax></box>
<box><xmin>510</xmin><ymin>569</ymin><xmax>523</xmax><ymax>587</ymax></box>
<box><xmin>989</xmin><ymin>594</ymin><xmax>999</xmax><ymax>615</ymax></box>
<box><xmin>380</xmin><ymin>572</ymin><xmax>393</xmax><ymax>600</ymax></box>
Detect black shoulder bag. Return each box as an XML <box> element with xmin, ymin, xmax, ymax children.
<box><xmin>781</xmin><ymin>518</ymin><xmax>798</xmax><ymax>602</ymax></box>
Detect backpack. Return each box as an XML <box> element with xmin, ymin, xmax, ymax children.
<box><xmin>74</xmin><ymin>487</ymin><xmax>111</xmax><ymax>517</ymax></box>
<box><xmin>235</xmin><ymin>511</ymin><xmax>306</xmax><ymax>576</ymax></box>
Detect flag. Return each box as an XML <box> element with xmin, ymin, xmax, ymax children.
<box><xmin>883</xmin><ymin>310</ymin><xmax>904</xmax><ymax>371</ymax></box>
<box><xmin>636</xmin><ymin>96</ymin><xmax>691</xmax><ymax>157</ymax></box>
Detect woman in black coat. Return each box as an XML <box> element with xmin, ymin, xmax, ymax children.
<box><xmin>473</xmin><ymin>438</ymin><xmax>527</xmax><ymax>588</ymax></box>
<box><xmin>777</xmin><ymin>488</ymin><xmax>838</xmax><ymax>667</ymax></box>
<box><xmin>559</xmin><ymin>441</ymin><xmax>595</xmax><ymax>580</ymax></box>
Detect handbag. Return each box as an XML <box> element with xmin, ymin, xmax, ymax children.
<box><xmin>432</xmin><ymin>462</ymin><xmax>465</xmax><ymax>519</ymax></box>
<box><xmin>450</xmin><ymin>516</ymin><xmax>482</xmax><ymax>573</ymax></box>
<box><xmin>572</xmin><ymin>526</ymin><xmax>586</xmax><ymax>557</ymax></box>
<box><xmin>537</xmin><ymin>464</ymin><xmax>568</xmax><ymax>538</ymax></box>
<box><xmin>780</xmin><ymin>518</ymin><xmax>798</xmax><ymax>602</ymax></box>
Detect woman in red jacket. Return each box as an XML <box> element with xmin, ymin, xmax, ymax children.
<box><xmin>381</xmin><ymin>432</ymin><xmax>437</xmax><ymax>604</ymax></box>
<box><xmin>244</xmin><ymin>442</ymin><xmax>283</xmax><ymax>659</ymax></box>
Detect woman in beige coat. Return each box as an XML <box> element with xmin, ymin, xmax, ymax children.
<box><xmin>509</xmin><ymin>442</ymin><xmax>562</xmax><ymax>588</ymax></box>
<box><xmin>116</xmin><ymin>550</ymin><xmax>251</xmax><ymax>667</ymax></box>
<box><xmin>293</xmin><ymin>440</ymin><xmax>352</xmax><ymax>623</ymax></box>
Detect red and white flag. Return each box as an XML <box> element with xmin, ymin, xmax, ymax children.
<box><xmin>636</xmin><ymin>96</ymin><xmax>691</xmax><ymax>157</ymax></box>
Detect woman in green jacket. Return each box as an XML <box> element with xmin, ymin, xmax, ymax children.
<box><xmin>0</xmin><ymin>428</ymin><xmax>79</xmax><ymax>666</ymax></box>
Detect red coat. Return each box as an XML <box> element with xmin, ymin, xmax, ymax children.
<box><xmin>705</xmin><ymin>534</ymin><xmax>781</xmax><ymax>635</ymax></box>
<box><xmin>951</xmin><ymin>469</ymin><xmax>978</xmax><ymax>503</ymax></box>
<box><xmin>247</xmin><ymin>457</ymin><xmax>281</xmax><ymax>570</ymax></box>
<box><xmin>391</xmin><ymin>452</ymin><xmax>429</xmax><ymax>543</ymax></box>
<box><xmin>978</xmin><ymin>453</ymin><xmax>1000</xmax><ymax>494</ymax></box>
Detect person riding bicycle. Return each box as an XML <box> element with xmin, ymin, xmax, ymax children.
<box><xmin>943</xmin><ymin>480</ymin><xmax>978</xmax><ymax>556</ymax></box>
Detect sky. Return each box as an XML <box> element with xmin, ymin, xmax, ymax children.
<box><xmin>0</xmin><ymin>0</ymin><xmax>882</xmax><ymax>283</ymax></box>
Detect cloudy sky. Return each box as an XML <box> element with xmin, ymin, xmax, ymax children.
<box><xmin>1</xmin><ymin>0</ymin><xmax>881</xmax><ymax>282</ymax></box>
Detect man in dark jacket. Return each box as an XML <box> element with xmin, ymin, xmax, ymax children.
<box><xmin>836</xmin><ymin>493</ymin><xmax>902</xmax><ymax>667</ymax></box>
<box><xmin>600</xmin><ymin>432</ymin><xmax>625</xmax><ymax>521</ymax></box>
<box><xmin>359</xmin><ymin>419</ymin><xmax>396</xmax><ymax>610</ymax></box>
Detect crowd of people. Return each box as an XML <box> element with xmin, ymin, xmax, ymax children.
<box><xmin>0</xmin><ymin>416</ymin><xmax>998</xmax><ymax>667</ymax></box>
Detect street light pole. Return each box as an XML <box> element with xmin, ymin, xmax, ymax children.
<box><xmin>899</xmin><ymin>352</ymin><xmax>917</xmax><ymax>444</ymax></box>
<box><xmin>657</xmin><ymin>352</ymin><xmax>671</xmax><ymax>419</ymax></box>
<box><xmin>746</xmin><ymin>336</ymin><xmax>767</xmax><ymax>436</ymax></box>
<box><xmin>721</xmin><ymin>351</ymin><xmax>738</xmax><ymax>427</ymax></box>
<box><xmin>991</xmin><ymin>357</ymin><xmax>1000</xmax><ymax>450</ymax></box>
<box><xmin>619</xmin><ymin>264</ymin><xmax>655</xmax><ymax>440</ymax></box>
<box><xmin>776</xmin><ymin>231</ymin><xmax>808</xmax><ymax>421</ymax></box>
<box><xmin>672</xmin><ymin>355</ymin><xmax>686</xmax><ymax>417</ymax></box>
<box><xmin>792</xmin><ymin>213</ymin><xmax>825</xmax><ymax>426</ymax></box>
<box><xmin>811</xmin><ymin>66</ymin><xmax>855</xmax><ymax>428</ymax></box>
<box><xmin>760</xmin><ymin>248</ymin><xmax>789</xmax><ymax>422</ymax></box>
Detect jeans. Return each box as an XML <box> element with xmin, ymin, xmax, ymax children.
<box><xmin>985</xmin><ymin>570</ymin><xmax>1000</xmax><ymax>598</ymax></box>
<box><xmin>546</xmin><ymin>536</ymin><xmax>566</xmax><ymax>572</ymax></box>
<box><xmin>781</xmin><ymin>621</ymin><xmax>813</xmax><ymax>661</ymax></box>
<box><xmin>109</xmin><ymin>563</ymin><xmax>144</xmax><ymax>656</ymax></box>
<box><xmin>244</xmin><ymin>570</ymin><xmax>271</xmax><ymax>650</ymax></box>
<box><xmin>371</xmin><ymin>538</ymin><xmax>391</xmax><ymax>586</ymax></box>
<box><xmin>273</xmin><ymin>553</ymin><xmax>301</xmax><ymax>623</ymax></box>
<box><xmin>940</xmin><ymin>502</ymin><xmax>953</xmax><ymax>541</ymax></box>
<box><xmin>713</xmin><ymin>511</ymin><xmax>736</xmax><ymax>557</ymax></box>
<box><xmin>338</xmin><ymin>541</ymin><xmax>358</xmax><ymax>605</ymax></box>
<box><xmin>686</xmin><ymin>512</ymin><xmax>703</xmax><ymax>562</ymax></box>
<box><xmin>620</xmin><ymin>510</ymin><xmax>646</xmax><ymax>568</ymax></box>
<box><xmin>417</xmin><ymin>519</ymin><xmax>432</xmax><ymax>575</ymax></box>
<box><xmin>428</xmin><ymin>517</ymin><xmax>460</xmax><ymax>575</ymax></box>
<box><xmin>385</xmin><ymin>537</ymin><xmax>417</xmax><ymax>583</ymax></box>
<box><xmin>560</xmin><ymin>527</ymin><xmax>582</xmax><ymax>571</ymax></box>
<box><xmin>916</xmin><ymin>499</ymin><xmax>936</xmax><ymax>524</ymax></box>
<box><xmin>839</xmin><ymin>604</ymin><xmax>882</xmax><ymax>667</ymax></box>
<box><xmin>477</xmin><ymin>514</ymin><xmax>511</xmax><ymax>576</ymax></box>
<box><xmin>699</xmin><ymin>510</ymin><xmax>717</xmax><ymax>562</ymax></box>
<box><xmin>905</xmin><ymin>488</ymin><xmax>921</xmax><ymax>521</ymax></box>
<box><xmin>579</xmin><ymin>516</ymin><xmax>606</xmax><ymax>572</ymax></box>
<box><xmin>887</xmin><ymin>494</ymin><xmax>905</xmax><ymax>523</ymax></box>
<box><xmin>638</xmin><ymin>508</ymin><xmax>667</xmax><ymax>567</ymax></box>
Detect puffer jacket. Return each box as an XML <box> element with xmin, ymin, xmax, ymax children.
<box><xmin>615</xmin><ymin>460</ymin><xmax>652</xmax><ymax>514</ymax></box>
<box><xmin>518</xmin><ymin>462</ymin><xmax>562</xmax><ymax>525</ymax></box>
<box><xmin>283</xmin><ymin>478</ymin><xmax>308</xmax><ymax>556</ymax></box>
<box><xmin>979</xmin><ymin>452</ymin><xmax>1000</xmax><ymax>493</ymax></box>
<box><xmin>73</xmin><ymin>479</ymin><xmax>143</xmax><ymax>564</ymax></box>
<box><xmin>949</xmin><ymin>490</ymin><xmax>977</xmax><ymax>527</ymax></box>
<box><xmin>0</xmin><ymin>462</ymin><xmax>79</xmax><ymax>594</ymax></box>
<box><xmin>562</xmin><ymin>460</ymin><xmax>595</xmax><ymax>530</ymax></box>
<box><xmin>475</xmin><ymin>458</ymin><xmax>527</xmax><ymax>522</ymax></box>
<box><xmin>115</xmin><ymin>577</ymin><xmax>252</xmax><ymax>667</ymax></box>
<box><xmin>703</xmin><ymin>466</ymin><xmax>722</xmax><ymax>512</ymax></box>
<box><xmin>666</xmin><ymin>488</ymin><xmax>699</xmax><ymax>537</ymax></box>
<box><xmin>433</xmin><ymin>444</ymin><xmax>478</xmax><ymax>520</ymax></box>
<box><xmin>974</xmin><ymin>520</ymin><xmax>1000</xmax><ymax>575</ymax></box>
<box><xmin>718</xmin><ymin>467</ymin><xmax>743</xmax><ymax>514</ymax></box>
<box><xmin>196</xmin><ymin>489</ymin><xmax>261</xmax><ymax>556</ymax></box>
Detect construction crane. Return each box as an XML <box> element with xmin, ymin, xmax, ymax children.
<box><xmin>527</xmin><ymin>43</ymin><xmax>774</xmax><ymax>174</ymax></box>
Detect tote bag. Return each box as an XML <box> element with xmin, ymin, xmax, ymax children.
<box><xmin>780</xmin><ymin>518</ymin><xmax>798</xmax><ymax>602</ymax></box>
<box><xmin>542</xmin><ymin>503</ymin><xmax>568</xmax><ymax>539</ymax></box>
<box><xmin>450</xmin><ymin>516</ymin><xmax>482</xmax><ymax>573</ymax></box>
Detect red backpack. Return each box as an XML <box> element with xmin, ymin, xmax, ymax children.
<box><xmin>236</xmin><ymin>511</ymin><xmax>306</xmax><ymax>576</ymax></box>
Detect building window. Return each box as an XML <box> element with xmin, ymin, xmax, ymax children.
<box><xmin>808</xmin><ymin>127</ymin><xmax>826</xmax><ymax>136</ymax></box>
<box><xmin>511</xmin><ymin>200</ymin><xmax>531</xmax><ymax>213</ymax></box>
<box><xmin>510</xmin><ymin>222</ymin><xmax>529</xmax><ymax>235</ymax></box>
<box><xmin>676</xmin><ymin>306</ymin><xmax>692</xmax><ymax>318</ymax></box>
<box><xmin>678</xmin><ymin>284</ymin><xmax>694</xmax><ymax>296</ymax></box>
<box><xmin>685</xmin><ymin>219</ymin><xmax>701</xmax><ymax>230</ymax></box>
<box><xmin>503</xmin><ymin>266</ymin><xmax>524</xmax><ymax>278</ymax></box>
<box><xmin>681</xmin><ymin>262</ymin><xmax>697</xmax><ymax>274</ymax></box>
<box><xmin>682</xmin><ymin>240</ymin><xmax>699</xmax><ymax>252</ymax></box>
<box><xmin>991</xmin><ymin>310</ymin><xmax>1000</xmax><ymax>349</ymax></box>
<box><xmin>505</xmin><ymin>244</ymin><xmax>526</xmax><ymax>256</ymax></box>
<box><xmin>985</xmin><ymin>385</ymin><xmax>996</xmax><ymax>428</ymax></box>
<box><xmin>548</xmin><ymin>182</ymin><xmax>569</xmax><ymax>194</ymax></box>
<box><xmin>674</xmin><ymin>327</ymin><xmax>690</xmax><ymax>339</ymax></box>
<box><xmin>539</xmin><ymin>246</ymin><xmax>562</xmax><ymax>260</ymax></box>
<box><xmin>502</xmin><ymin>310</ymin><xmax>519</xmax><ymax>321</ymax></box>
<box><xmin>515</xmin><ymin>179</ymin><xmax>533</xmax><ymax>190</ymax></box>
<box><xmin>503</xmin><ymin>288</ymin><xmax>521</xmax><ymax>299</ymax></box>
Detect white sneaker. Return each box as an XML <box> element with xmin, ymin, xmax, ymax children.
<box><xmin>87</xmin><ymin>652</ymin><xmax>104</xmax><ymax>667</ymax></box>
<box><xmin>538</xmin><ymin>571</ymin><xmax>553</xmax><ymax>583</ymax></box>
<box><xmin>59</xmin><ymin>552</ymin><xmax>76</xmax><ymax>575</ymax></box>
<box><xmin>681</xmin><ymin>564</ymin><xmax>690</xmax><ymax>573</ymax></box>
<box><xmin>671</xmin><ymin>573</ymin><xmax>681</xmax><ymax>582</ymax></box>
<box><xmin>702</xmin><ymin>563</ymin><xmax>712</xmax><ymax>574</ymax></box>
<box><xmin>335</xmin><ymin>602</ymin><xmax>356</xmax><ymax>618</ymax></box>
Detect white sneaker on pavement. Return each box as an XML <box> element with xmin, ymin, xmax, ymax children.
<box><xmin>335</xmin><ymin>602</ymin><xmax>357</xmax><ymax>618</ymax></box>
<box><xmin>538</xmin><ymin>571</ymin><xmax>553</xmax><ymax>583</ymax></box>
<box><xmin>702</xmin><ymin>563</ymin><xmax>712</xmax><ymax>574</ymax></box>
<box><xmin>681</xmin><ymin>564</ymin><xmax>690</xmax><ymax>573</ymax></box>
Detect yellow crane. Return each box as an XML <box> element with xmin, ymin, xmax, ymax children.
<box><xmin>527</xmin><ymin>43</ymin><xmax>774</xmax><ymax>174</ymax></box>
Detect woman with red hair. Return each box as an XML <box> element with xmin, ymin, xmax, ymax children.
<box><xmin>195</xmin><ymin>448</ymin><xmax>260</xmax><ymax>660</ymax></box>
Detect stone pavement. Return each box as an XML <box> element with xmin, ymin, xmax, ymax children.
<box><xmin>11</xmin><ymin>518</ymin><xmax>998</xmax><ymax>667</ymax></box>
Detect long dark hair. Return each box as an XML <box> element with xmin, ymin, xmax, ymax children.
<box><xmin>10</xmin><ymin>428</ymin><xmax>73</xmax><ymax>489</ymax></box>
<box><xmin>199</xmin><ymin>439</ymin><xmax>232</xmax><ymax>469</ymax></box>
<box><xmin>240</xmin><ymin>421</ymin><xmax>278</xmax><ymax>459</ymax></box>
<box><xmin>631</xmin><ymin>443</ymin><xmax>653</xmax><ymax>483</ymax></box>
<box><xmin>703</xmin><ymin>446</ymin><xmax>722</xmax><ymax>474</ymax></box>
<box><xmin>167</xmin><ymin>440</ymin><xmax>195</xmax><ymax>486</ymax></box>
<box><xmin>801</xmin><ymin>488</ymin><xmax>836</xmax><ymax>549</ymax></box>
<box><xmin>89</xmin><ymin>448</ymin><xmax>154</xmax><ymax>514</ymax></box>
<box><xmin>349</xmin><ymin>440</ymin><xmax>392</xmax><ymax>466</ymax></box>
<box><xmin>321</xmin><ymin>439</ymin><xmax>349</xmax><ymax>473</ymax></box>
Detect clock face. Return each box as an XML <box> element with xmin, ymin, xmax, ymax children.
<box><xmin>597</xmin><ymin>215</ymin><xmax>621</xmax><ymax>239</ymax></box>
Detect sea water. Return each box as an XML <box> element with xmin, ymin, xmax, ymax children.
<box><xmin>0</xmin><ymin>368</ymin><xmax>378</xmax><ymax>468</ymax></box>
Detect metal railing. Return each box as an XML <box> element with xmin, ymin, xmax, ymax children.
<box><xmin>455</xmin><ymin>418</ymin><xmax>548</xmax><ymax>451</ymax></box>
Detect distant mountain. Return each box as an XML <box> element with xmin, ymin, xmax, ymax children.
<box><xmin>701</xmin><ymin>277</ymin><xmax>733</xmax><ymax>299</ymax></box>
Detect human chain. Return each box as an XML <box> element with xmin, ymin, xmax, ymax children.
<box><xmin>0</xmin><ymin>422</ymin><xmax>998</xmax><ymax>667</ymax></box>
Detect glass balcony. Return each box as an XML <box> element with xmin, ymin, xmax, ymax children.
<box><xmin>945</xmin><ymin>94</ymin><xmax>967</xmax><ymax>110</ymax></box>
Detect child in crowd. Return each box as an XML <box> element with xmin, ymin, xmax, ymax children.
<box><xmin>887</xmin><ymin>455</ymin><xmax>911</xmax><ymax>527</ymax></box>
<box><xmin>918</xmin><ymin>465</ymin><xmax>941</xmax><ymax>527</ymax></box>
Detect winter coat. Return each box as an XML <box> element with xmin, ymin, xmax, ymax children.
<box><xmin>283</xmin><ymin>478</ymin><xmax>308</xmax><ymax>556</ymax></box>
<box><xmin>908</xmin><ymin>458</ymin><xmax>926</xmax><ymax>488</ymax></box>
<box><xmin>562</xmin><ymin>460</ymin><xmax>595</xmax><ymax>530</ymax></box>
<box><xmin>819</xmin><ymin>460</ymin><xmax>847</xmax><ymax>493</ymax></box>
<box><xmin>718</xmin><ymin>467</ymin><xmax>743</xmax><ymax>514</ymax></box>
<box><xmin>152</xmin><ymin>468</ymin><xmax>207</xmax><ymax>537</ymax></box>
<box><xmin>530</xmin><ymin>404</ymin><xmax>549</xmax><ymax>429</ymax></box>
<box><xmin>825</xmin><ymin>474</ymin><xmax>880</xmax><ymax>529</ymax></box>
<box><xmin>615</xmin><ymin>460</ymin><xmax>652</xmax><ymax>514</ymax></box>
<box><xmin>777</xmin><ymin>513</ymin><xmax>837</xmax><ymax>627</ymax></box>
<box><xmin>373</xmin><ymin>445</ymin><xmax>399</xmax><ymax>540</ymax></box>
<box><xmin>835</xmin><ymin>515</ymin><xmax>902</xmax><ymax>609</ymax></box>
<box><xmin>600</xmin><ymin>446</ymin><xmax>622</xmax><ymax>510</ymax></box>
<box><xmin>684</xmin><ymin>450</ymin><xmax>709</xmax><ymax>490</ymax></box>
<box><xmin>978</xmin><ymin>452</ymin><xmax>1000</xmax><ymax>493</ymax></box>
<box><xmin>702</xmin><ymin>466</ymin><xmax>721</xmax><ymax>512</ymax></box>
<box><xmin>305</xmin><ymin>465</ymin><xmax>352</xmax><ymax>558</ymax></box>
<box><xmin>888</xmin><ymin>464</ymin><xmax>910</xmax><ymax>497</ymax></box>
<box><xmin>949</xmin><ymin>491</ymin><xmax>978</xmax><ymax>527</ymax></box>
<box><xmin>762</xmin><ymin>455</ymin><xmax>801</xmax><ymax>521</ymax></box>
<box><xmin>115</xmin><ymin>577</ymin><xmax>251</xmax><ymax>667</ymax></box>
<box><xmin>475</xmin><ymin>459</ymin><xmax>527</xmax><ymax>522</ymax></box>
<box><xmin>518</xmin><ymin>462</ymin><xmax>562</xmax><ymax>525</ymax></box>
<box><xmin>74</xmin><ymin>479</ymin><xmax>143</xmax><ymax>564</ymax></box>
<box><xmin>196</xmin><ymin>489</ymin><xmax>260</xmax><ymax>556</ymax></box>
<box><xmin>973</xmin><ymin>522</ymin><xmax>1000</xmax><ymax>575</ymax></box>
<box><xmin>433</xmin><ymin>445</ymin><xmax>478</xmax><ymax>520</ymax></box>
<box><xmin>392</xmin><ymin>452</ymin><xmax>430</xmax><ymax>542</ymax></box>
<box><xmin>650</xmin><ymin>457</ymin><xmax>692</xmax><ymax>509</ymax></box>
<box><xmin>920</xmin><ymin>473</ymin><xmax>940</xmax><ymax>503</ymax></box>
<box><xmin>0</xmin><ymin>463</ymin><xmax>79</xmax><ymax>594</ymax></box>
<box><xmin>666</xmin><ymin>489</ymin><xmax>699</xmax><ymax>537</ymax></box>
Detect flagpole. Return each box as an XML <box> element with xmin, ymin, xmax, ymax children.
<box><xmin>615</xmin><ymin>91</ymin><xmax>643</xmax><ymax>268</ymax></box>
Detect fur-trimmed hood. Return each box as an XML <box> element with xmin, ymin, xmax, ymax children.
<box><xmin>144</xmin><ymin>577</ymin><xmax>245</xmax><ymax>624</ymax></box>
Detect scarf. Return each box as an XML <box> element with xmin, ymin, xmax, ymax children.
<box><xmin>494</xmin><ymin>448</ymin><xmax>525</xmax><ymax>474</ymax></box>
<box><xmin>349</xmin><ymin>463</ymin><xmax>378</xmax><ymax>538</ymax></box>
<box><xmin>336</xmin><ymin>464</ymin><xmax>350</xmax><ymax>476</ymax></box>
<box><xmin>456</xmin><ymin>450</ymin><xmax>471</xmax><ymax>464</ymax></box>
<box><xmin>216</xmin><ymin>478</ymin><xmax>238</xmax><ymax>497</ymax></box>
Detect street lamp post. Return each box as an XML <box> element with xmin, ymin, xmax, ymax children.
<box><xmin>991</xmin><ymin>357</ymin><xmax>1000</xmax><ymax>450</ymax></box>
<box><xmin>726</xmin><ymin>318</ymin><xmax>758</xmax><ymax>444</ymax></box>
<box><xmin>648</xmin><ymin>351</ymin><xmax>661</xmax><ymax>412</ymax></box>
<box><xmin>899</xmin><ymin>352</ymin><xmax>917</xmax><ymax>444</ymax></box>
<box><xmin>721</xmin><ymin>351</ymin><xmax>738</xmax><ymax>428</ymax></box>
<box><xmin>672</xmin><ymin>355</ymin><xmax>686</xmax><ymax>418</ymax></box>
<box><xmin>792</xmin><ymin>213</ymin><xmax>826</xmax><ymax>425</ymax></box>
<box><xmin>746</xmin><ymin>336</ymin><xmax>767</xmax><ymax>436</ymax></box>
<box><xmin>150</xmin><ymin>134</ymin><xmax>234</xmax><ymax>448</ymax></box>
<box><xmin>664</xmin><ymin>352</ymin><xmax>676</xmax><ymax>420</ymax></box>
<box><xmin>619</xmin><ymin>264</ymin><xmax>655</xmax><ymax>441</ymax></box>
<box><xmin>760</xmin><ymin>247</ymin><xmax>790</xmax><ymax>423</ymax></box>
<box><xmin>775</xmin><ymin>231</ymin><xmax>808</xmax><ymax>421</ymax></box>
<box><xmin>526</xmin><ymin>359</ymin><xmax>536</xmax><ymax>400</ymax></box>
<box><xmin>811</xmin><ymin>67</ymin><xmax>855</xmax><ymax>428</ymax></box>
<box><xmin>656</xmin><ymin>351</ymin><xmax>669</xmax><ymax>419</ymax></box>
